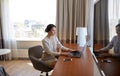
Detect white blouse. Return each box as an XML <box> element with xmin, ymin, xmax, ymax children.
<box><xmin>101</xmin><ymin>35</ymin><xmax>120</xmax><ymax>56</ymax></box>
<box><xmin>42</xmin><ymin>36</ymin><xmax>69</xmax><ymax>55</ymax></box>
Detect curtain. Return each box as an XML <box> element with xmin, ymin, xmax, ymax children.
<box><xmin>0</xmin><ymin>0</ymin><xmax>3</xmax><ymax>49</ymax></box>
<box><xmin>108</xmin><ymin>0</ymin><xmax>120</xmax><ymax>41</ymax></box>
<box><xmin>0</xmin><ymin>0</ymin><xmax>18</xmax><ymax>59</ymax></box>
<box><xmin>56</xmin><ymin>0</ymin><xmax>94</xmax><ymax>44</ymax></box>
<box><xmin>0</xmin><ymin>20</ymin><xmax>3</xmax><ymax>49</ymax></box>
<box><xmin>86</xmin><ymin>0</ymin><xmax>94</xmax><ymax>48</ymax></box>
<box><xmin>0</xmin><ymin>0</ymin><xmax>4</xmax><ymax>60</ymax></box>
<box><xmin>94</xmin><ymin>0</ymin><xmax>109</xmax><ymax>46</ymax></box>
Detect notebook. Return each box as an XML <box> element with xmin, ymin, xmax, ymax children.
<box><xmin>70</xmin><ymin>45</ymin><xmax>86</xmax><ymax>58</ymax></box>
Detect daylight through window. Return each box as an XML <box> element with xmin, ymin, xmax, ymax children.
<box><xmin>9</xmin><ymin>0</ymin><xmax>56</xmax><ymax>40</ymax></box>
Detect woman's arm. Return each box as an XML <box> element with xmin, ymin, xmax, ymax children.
<box><xmin>42</xmin><ymin>40</ymin><xmax>61</xmax><ymax>55</ymax></box>
<box><xmin>56</xmin><ymin>37</ymin><xmax>71</xmax><ymax>51</ymax></box>
<box><xmin>99</xmin><ymin>36</ymin><xmax>115</xmax><ymax>52</ymax></box>
<box><xmin>42</xmin><ymin>40</ymin><xmax>71</xmax><ymax>56</ymax></box>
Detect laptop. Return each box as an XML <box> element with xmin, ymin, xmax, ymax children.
<box><xmin>70</xmin><ymin>45</ymin><xmax>86</xmax><ymax>58</ymax></box>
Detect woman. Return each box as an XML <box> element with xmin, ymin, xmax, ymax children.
<box><xmin>97</xmin><ymin>24</ymin><xmax>120</xmax><ymax>57</ymax></box>
<box><xmin>42</xmin><ymin>24</ymin><xmax>73</xmax><ymax>68</ymax></box>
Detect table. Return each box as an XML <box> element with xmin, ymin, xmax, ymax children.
<box><xmin>0</xmin><ymin>49</ymin><xmax>11</xmax><ymax>60</ymax></box>
<box><xmin>97</xmin><ymin>57</ymin><xmax>120</xmax><ymax>76</ymax></box>
<box><xmin>94</xmin><ymin>44</ymin><xmax>120</xmax><ymax>76</ymax></box>
<box><xmin>52</xmin><ymin>44</ymin><xmax>102</xmax><ymax>76</ymax></box>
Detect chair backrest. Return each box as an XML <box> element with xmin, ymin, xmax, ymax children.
<box><xmin>28</xmin><ymin>45</ymin><xmax>43</xmax><ymax>58</ymax></box>
<box><xmin>28</xmin><ymin>45</ymin><xmax>53</xmax><ymax>73</ymax></box>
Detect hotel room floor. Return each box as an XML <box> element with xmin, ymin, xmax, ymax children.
<box><xmin>0</xmin><ymin>60</ymin><xmax>52</xmax><ymax>76</ymax></box>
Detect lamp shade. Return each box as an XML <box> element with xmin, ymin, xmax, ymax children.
<box><xmin>77</xmin><ymin>27</ymin><xmax>87</xmax><ymax>47</ymax></box>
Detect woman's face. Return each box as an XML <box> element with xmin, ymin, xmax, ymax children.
<box><xmin>116</xmin><ymin>26</ymin><xmax>120</xmax><ymax>35</ymax></box>
<box><xmin>48</xmin><ymin>27</ymin><xmax>56</xmax><ymax>36</ymax></box>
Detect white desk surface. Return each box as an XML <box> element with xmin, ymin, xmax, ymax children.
<box><xmin>0</xmin><ymin>49</ymin><xmax>11</xmax><ymax>55</ymax></box>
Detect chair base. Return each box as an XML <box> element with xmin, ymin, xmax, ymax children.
<box><xmin>40</xmin><ymin>72</ymin><xmax>49</xmax><ymax>76</ymax></box>
<box><xmin>46</xmin><ymin>72</ymin><xmax>48</xmax><ymax>76</ymax></box>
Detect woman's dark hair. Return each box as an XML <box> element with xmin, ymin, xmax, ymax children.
<box><xmin>116</xmin><ymin>24</ymin><xmax>120</xmax><ymax>28</ymax></box>
<box><xmin>45</xmin><ymin>24</ymin><xmax>56</xmax><ymax>32</ymax></box>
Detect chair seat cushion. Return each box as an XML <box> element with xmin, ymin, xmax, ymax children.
<box><xmin>41</xmin><ymin>52</ymin><xmax>57</xmax><ymax>68</ymax></box>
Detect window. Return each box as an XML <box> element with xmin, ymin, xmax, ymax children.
<box><xmin>108</xmin><ymin>0</ymin><xmax>120</xmax><ymax>41</ymax></box>
<box><xmin>9</xmin><ymin>0</ymin><xmax>56</xmax><ymax>40</ymax></box>
<box><xmin>94</xmin><ymin>0</ymin><xmax>99</xmax><ymax>4</ymax></box>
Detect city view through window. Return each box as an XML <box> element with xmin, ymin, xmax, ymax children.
<box><xmin>9</xmin><ymin>0</ymin><xmax>56</xmax><ymax>40</ymax></box>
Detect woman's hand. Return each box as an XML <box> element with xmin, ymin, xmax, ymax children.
<box><xmin>94</xmin><ymin>50</ymin><xmax>101</xmax><ymax>53</ymax></box>
<box><xmin>94</xmin><ymin>49</ymin><xmax>103</xmax><ymax>53</ymax></box>
<box><xmin>68</xmin><ymin>48</ymin><xmax>75</xmax><ymax>52</ymax></box>
<box><xmin>60</xmin><ymin>53</ymin><xmax>72</xmax><ymax>57</ymax></box>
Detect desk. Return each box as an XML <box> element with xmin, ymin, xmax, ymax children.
<box><xmin>94</xmin><ymin>44</ymin><xmax>120</xmax><ymax>76</ymax></box>
<box><xmin>52</xmin><ymin>44</ymin><xmax>101</xmax><ymax>76</ymax></box>
<box><xmin>0</xmin><ymin>49</ymin><xmax>11</xmax><ymax>60</ymax></box>
<box><xmin>97</xmin><ymin>57</ymin><xmax>120</xmax><ymax>76</ymax></box>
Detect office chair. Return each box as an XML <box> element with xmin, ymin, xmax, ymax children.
<box><xmin>0</xmin><ymin>65</ymin><xmax>9</xmax><ymax>76</ymax></box>
<box><xmin>28</xmin><ymin>45</ymin><xmax>53</xmax><ymax>76</ymax></box>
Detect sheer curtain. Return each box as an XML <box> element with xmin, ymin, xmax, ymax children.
<box><xmin>108</xmin><ymin>0</ymin><xmax>120</xmax><ymax>41</ymax></box>
<box><xmin>56</xmin><ymin>0</ymin><xmax>94</xmax><ymax>44</ymax></box>
<box><xmin>0</xmin><ymin>0</ymin><xmax>18</xmax><ymax>59</ymax></box>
